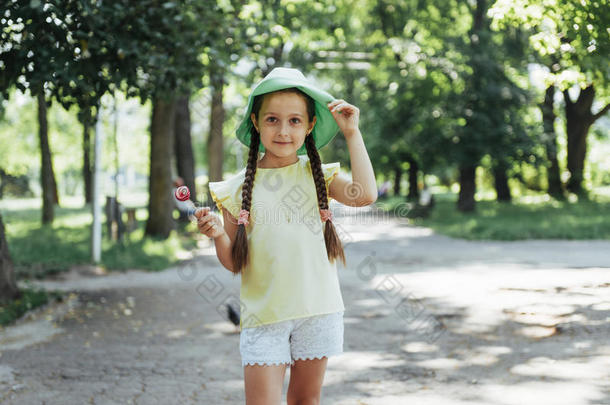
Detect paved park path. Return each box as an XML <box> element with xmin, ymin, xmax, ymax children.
<box><xmin>1</xmin><ymin>204</ymin><xmax>609</xmax><ymax>404</ymax></box>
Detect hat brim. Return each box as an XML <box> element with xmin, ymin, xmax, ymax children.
<box><xmin>235</xmin><ymin>76</ymin><xmax>340</xmax><ymax>155</ymax></box>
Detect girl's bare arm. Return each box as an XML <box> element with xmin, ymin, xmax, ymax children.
<box><xmin>326</xmin><ymin>100</ymin><xmax>377</xmax><ymax>206</ymax></box>
<box><xmin>328</xmin><ymin>128</ymin><xmax>378</xmax><ymax>206</ymax></box>
<box><xmin>213</xmin><ymin>208</ymin><xmax>238</xmax><ymax>272</ymax></box>
<box><xmin>197</xmin><ymin>207</ymin><xmax>238</xmax><ymax>273</ymax></box>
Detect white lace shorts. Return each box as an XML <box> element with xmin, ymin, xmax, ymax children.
<box><xmin>240</xmin><ymin>311</ymin><xmax>344</xmax><ymax>367</ymax></box>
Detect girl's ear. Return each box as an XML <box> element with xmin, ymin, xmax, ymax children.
<box><xmin>308</xmin><ymin>115</ymin><xmax>317</xmax><ymax>134</ymax></box>
<box><xmin>250</xmin><ymin>113</ymin><xmax>259</xmax><ymax>132</ymax></box>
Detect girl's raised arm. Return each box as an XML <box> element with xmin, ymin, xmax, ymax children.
<box><xmin>326</xmin><ymin>99</ymin><xmax>377</xmax><ymax>206</ymax></box>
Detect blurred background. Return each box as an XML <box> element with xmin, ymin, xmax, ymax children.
<box><xmin>0</xmin><ymin>1</ymin><xmax>609</xmax><ymax>312</ymax></box>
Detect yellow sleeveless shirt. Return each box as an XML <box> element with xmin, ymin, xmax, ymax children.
<box><xmin>208</xmin><ymin>155</ymin><xmax>345</xmax><ymax>330</ymax></box>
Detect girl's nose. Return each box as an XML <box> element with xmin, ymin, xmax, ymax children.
<box><xmin>279</xmin><ymin>121</ymin><xmax>291</xmax><ymax>135</ymax></box>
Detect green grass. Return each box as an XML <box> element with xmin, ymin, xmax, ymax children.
<box><xmin>377</xmin><ymin>192</ymin><xmax>610</xmax><ymax>240</ymax></box>
<box><xmin>0</xmin><ymin>283</ymin><xmax>65</xmax><ymax>326</ymax></box>
<box><xmin>1</xmin><ymin>198</ymin><xmax>198</xmax><ymax>279</ymax></box>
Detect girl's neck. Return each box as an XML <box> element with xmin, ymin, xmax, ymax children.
<box><xmin>257</xmin><ymin>154</ymin><xmax>300</xmax><ymax>169</ymax></box>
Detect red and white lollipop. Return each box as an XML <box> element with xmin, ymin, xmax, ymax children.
<box><xmin>173</xmin><ymin>185</ymin><xmax>199</xmax><ymax>220</ymax></box>
<box><xmin>174</xmin><ymin>186</ymin><xmax>191</xmax><ymax>202</ymax></box>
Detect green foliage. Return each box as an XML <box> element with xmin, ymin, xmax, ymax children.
<box><xmin>0</xmin><ymin>0</ymin><xmax>72</xmax><ymax>96</ymax></box>
<box><xmin>0</xmin><ymin>0</ymin><xmax>230</xmax><ymax>115</ymax></box>
<box><xmin>95</xmin><ymin>0</ymin><xmax>215</xmax><ymax>101</ymax></box>
<box><xmin>490</xmin><ymin>0</ymin><xmax>610</xmax><ymax>88</ymax></box>
<box><xmin>1</xmin><ymin>0</ymin><xmax>608</xmax><ymax>219</ymax></box>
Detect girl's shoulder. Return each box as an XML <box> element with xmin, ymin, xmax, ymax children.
<box><xmin>320</xmin><ymin>161</ymin><xmax>341</xmax><ymax>191</ymax></box>
<box><xmin>316</xmin><ymin>160</ymin><xmax>341</xmax><ymax>183</ymax></box>
<box><xmin>303</xmin><ymin>158</ymin><xmax>341</xmax><ymax>196</ymax></box>
<box><xmin>208</xmin><ymin>168</ymin><xmax>246</xmax><ymax>218</ymax></box>
<box><xmin>209</xmin><ymin>167</ymin><xmax>246</xmax><ymax>188</ymax></box>
<box><xmin>303</xmin><ymin>155</ymin><xmax>340</xmax><ymax>174</ymax></box>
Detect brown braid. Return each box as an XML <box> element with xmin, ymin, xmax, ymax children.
<box><xmin>231</xmin><ymin>127</ymin><xmax>260</xmax><ymax>275</ymax></box>
<box><xmin>305</xmin><ymin>133</ymin><xmax>346</xmax><ymax>267</ymax></box>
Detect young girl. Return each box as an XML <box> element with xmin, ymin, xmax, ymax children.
<box><xmin>195</xmin><ymin>67</ymin><xmax>377</xmax><ymax>405</ymax></box>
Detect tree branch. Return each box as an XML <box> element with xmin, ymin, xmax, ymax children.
<box><xmin>592</xmin><ymin>103</ymin><xmax>610</xmax><ymax>122</ymax></box>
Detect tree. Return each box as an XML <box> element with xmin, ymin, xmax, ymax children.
<box><xmin>540</xmin><ymin>84</ymin><xmax>564</xmax><ymax>198</ymax></box>
<box><xmin>174</xmin><ymin>96</ymin><xmax>196</xmax><ymax>207</ymax></box>
<box><xmin>0</xmin><ymin>214</ymin><xmax>20</xmax><ymax>304</ymax></box>
<box><xmin>564</xmin><ymin>85</ymin><xmax>609</xmax><ymax>194</ymax></box>
<box><xmin>456</xmin><ymin>0</ymin><xmax>529</xmax><ymax>211</ymax></box>
<box><xmin>80</xmin><ymin>107</ymin><xmax>95</xmax><ymax>204</ymax></box>
<box><xmin>146</xmin><ymin>97</ymin><xmax>177</xmax><ymax>237</ymax></box>
<box><xmin>365</xmin><ymin>0</ymin><xmax>535</xmax><ymax>211</ymax></box>
<box><xmin>401</xmin><ymin>0</ymin><xmax>536</xmax><ymax>211</ymax></box>
<box><xmin>123</xmin><ymin>1</ymin><xmax>214</xmax><ymax>238</ymax></box>
<box><xmin>0</xmin><ymin>3</ymin><xmax>69</xmax><ymax>223</ymax></box>
<box><xmin>280</xmin><ymin>0</ymin><xmax>453</xmax><ymax>200</ymax></box>
<box><xmin>491</xmin><ymin>0</ymin><xmax>610</xmax><ymax>196</ymax></box>
<box><xmin>106</xmin><ymin>1</ymin><xmax>241</xmax><ymax>238</ymax></box>
<box><xmin>177</xmin><ymin>2</ymin><xmax>243</xmax><ymax>207</ymax></box>
<box><xmin>207</xmin><ymin>60</ymin><xmax>226</xmax><ymax>192</ymax></box>
<box><xmin>54</xmin><ymin>1</ymin><xmax>154</xmax><ymax>206</ymax></box>
<box><xmin>37</xmin><ymin>87</ymin><xmax>60</xmax><ymax>223</ymax></box>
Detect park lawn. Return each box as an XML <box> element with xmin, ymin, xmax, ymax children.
<box><xmin>0</xmin><ymin>284</ymin><xmax>65</xmax><ymax>326</ymax></box>
<box><xmin>1</xmin><ymin>198</ymin><xmax>198</xmax><ymax>280</ymax></box>
<box><xmin>377</xmin><ymin>193</ymin><xmax>610</xmax><ymax>240</ymax></box>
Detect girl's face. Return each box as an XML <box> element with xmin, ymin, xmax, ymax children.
<box><xmin>251</xmin><ymin>91</ymin><xmax>316</xmax><ymax>163</ymax></box>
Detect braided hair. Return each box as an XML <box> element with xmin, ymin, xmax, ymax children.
<box><xmin>304</xmin><ymin>127</ymin><xmax>346</xmax><ymax>266</ymax></box>
<box><xmin>231</xmin><ymin>88</ymin><xmax>345</xmax><ymax>274</ymax></box>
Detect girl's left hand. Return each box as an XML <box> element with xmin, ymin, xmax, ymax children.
<box><xmin>327</xmin><ymin>99</ymin><xmax>360</xmax><ymax>136</ymax></box>
<box><xmin>195</xmin><ymin>207</ymin><xmax>226</xmax><ymax>239</ymax></box>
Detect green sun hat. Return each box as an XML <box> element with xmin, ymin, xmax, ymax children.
<box><xmin>235</xmin><ymin>67</ymin><xmax>340</xmax><ymax>155</ymax></box>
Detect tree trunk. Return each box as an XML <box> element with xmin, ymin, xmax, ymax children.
<box><xmin>174</xmin><ymin>96</ymin><xmax>196</xmax><ymax>199</ymax></box>
<box><xmin>564</xmin><ymin>85</ymin><xmax>609</xmax><ymax>195</ymax></box>
<box><xmin>541</xmin><ymin>85</ymin><xmax>563</xmax><ymax>198</ymax></box>
<box><xmin>174</xmin><ymin>95</ymin><xmax>196</xmax><ymax>222</ymax></box>
<box><xmin>0</xmin><ymin>169</ymin><xmax>5</xmax><ymax>199</ymax></box>
<box><xmin>393</xmin><ymin>166</ymin><xmax>402</xmax><ymax>197</ymax></box>
<box><xmin>37</xmin><ymin>88</ymin><xmax>56</xmax><ymax>224</ymax></box>
<box><xmin>457</xmin><ymin>165</ymin><xmax>476</xmax><ymax>212</ymax></box>
<box><xmin>406</xmin><ymin>157</ymin><xmax>419</xmax><ymax>201</ymax></box>
<box><xmin>207</xmin><ymin>65</ymin><xmax>225</xmax><ymax>203</ymax></box>
<box><xmin>51</xmin><ymin>164</ymin><xmax>59</xmax><ymax>205</ymax></box>
<box><xmin>492</xmin><ymin>163</ymin><xmax>511</xmax><ymax>202</ymax></box>
<box><xmin>145</xmin><ymin>96</ymin><xmax>177</xmax><ymax>239</ymax></box>
<box><xmin>82</xmin><ymin>108</ymin><xmax>93</xmax><ymax>204</ymax></box>
<box><xmin>0</xmin><ymin>213</ymin><xmax>20</xmax><ymax>304</ymax></box>
<box><xmin>457</xmin><ymin>0</ymin><xmax>486</xmax><ymax>213</ymax></box>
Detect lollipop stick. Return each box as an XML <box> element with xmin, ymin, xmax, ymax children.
<box><xmin>184</xmin><ymin>199</ymin><xmax>198</xmax><ymax>221</ymax></box>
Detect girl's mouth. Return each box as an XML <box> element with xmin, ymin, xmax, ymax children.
<box><xmin>274</xmin><ymin>141</ymin><xmax>292</xmax><ymax>144</ymax></box>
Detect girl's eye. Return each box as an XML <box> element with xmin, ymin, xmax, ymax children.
<box><xmin>265</xmin><ymin>117</ymin><xmax>301</xmax><ymax>124</ymax></box>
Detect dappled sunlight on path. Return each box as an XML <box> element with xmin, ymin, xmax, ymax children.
<box><xmin>1</xmin><ymin>210</ymin><xmax>609</xmax><ymax>404</ymax></box>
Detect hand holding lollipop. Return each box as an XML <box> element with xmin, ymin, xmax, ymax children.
<box><xmin>174</xmin><ymin>186</ymin><xmax>225</xmax><ymax>239</ymax></box>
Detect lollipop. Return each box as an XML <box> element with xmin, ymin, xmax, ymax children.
<box><xmin>173</xmin><ymin>185</ymin><xmax>198</xmax><ymax>220</ymax></box>
<box><xmin>174</xmin><ymin>186</ymin><xmax>191</xmax><ymax>202</ymax></box>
